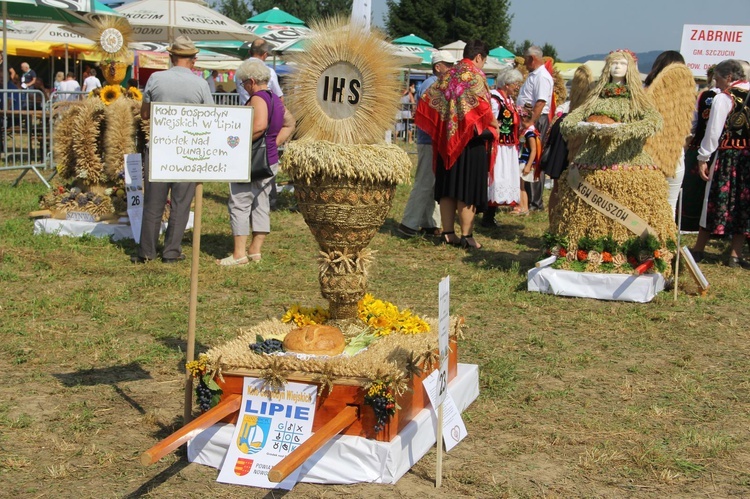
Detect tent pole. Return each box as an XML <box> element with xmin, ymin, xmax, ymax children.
<box><xmin>3</xmin><ymin>2</ymin><xmax>8</xmax><ymax>93</ymax></box>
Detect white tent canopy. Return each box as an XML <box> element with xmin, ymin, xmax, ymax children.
<box><xmin>72</xmin><ymin>0</ymin><xmax>260</xmax><ymax>43</ymax></box>
<box><xmin>559</xmin><ymin>60</ymin><xmax>606</xmax><ymax>80</ymax></box>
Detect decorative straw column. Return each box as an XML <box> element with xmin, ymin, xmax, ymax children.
<box><xmin>280</xmin><ymin>18</ymin><xmax>411</xmax><ymax>319</ymax></box>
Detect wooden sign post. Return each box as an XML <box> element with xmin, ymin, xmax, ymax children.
<box><xmin>435</xmin><ymin>276</ymin><xmax>450</xmax><ymax>488</ymax></box>
<box><xmin>148</xmin><ymin>102</ymin><xmax>253</xmax><ymax>423</ymax></box>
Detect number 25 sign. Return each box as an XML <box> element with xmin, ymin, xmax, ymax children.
<box><xmin>437</xmin><ymin>276</ymin><xmax>450</xmax><ymax>406</ymax></box>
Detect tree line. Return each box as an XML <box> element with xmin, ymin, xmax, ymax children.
<box><xmin>214</xmin><ymin>0</ymin><xmax>561</xmax><ymax>61</ymax></box>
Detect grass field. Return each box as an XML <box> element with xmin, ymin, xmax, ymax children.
<box><xmin>1</xmin><ymin>155</ymin><xmax>749</xmax><ymax>498</ymax></box>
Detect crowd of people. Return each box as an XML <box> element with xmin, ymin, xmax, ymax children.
<box><xmin>16</xmin><ymin>34</ymin><xmax>743</xmax><ymax>272</ymax></box>
<box><xmin>398</xmin><ymin>41</ymin><xmax>750</xmax><ymax>270</ymax></box>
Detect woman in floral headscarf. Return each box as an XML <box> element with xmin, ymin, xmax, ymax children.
<box><xmin>415</xmin><ymin>39</ymin><xmax>498</xmax><ymax>249</ymax></box>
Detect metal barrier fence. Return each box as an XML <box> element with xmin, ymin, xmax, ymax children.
<box><xmin>395</xmin><ymin>102</ymin><xmax>416</xmax><ymax>143</ymax></box>
<box><xmin>212</xmin><ymin>92</ymin><xmax>241</xmax><ymax>106</ymax></box>
<box><xmin>1</xmin><ymin>89</ymin><xmax>50</xmax><ymax>187</ymax></box>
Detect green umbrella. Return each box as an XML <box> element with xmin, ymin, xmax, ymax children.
<box><xmin>246</xmin><ymin>7</ymin><xmax>305</xmax><ymax>26</ymax></box>
<box><xmin>392</xmin><ymin>34</ymin><xmax>433</xmax><ymax>48</ymax></box>
<box><xmin>391</xmin><ymin>34</ymin><xmax>436</xmax><ymax>68</ymax></box>
<box><xmin>489</xmin><ymin>46</ymin><xmax>515</xmax><ymax>60</ymax></box>
<box><xmin>195</xmin><ymin>8</ymin><xmax>311</xmax><ymax>61</ymax></box>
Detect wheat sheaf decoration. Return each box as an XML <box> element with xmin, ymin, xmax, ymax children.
<box><xmin>284</xmin><ymin>16</ymin><xmax>402</xmax><ymax>145</ymax></box>
<box><xmin>92</xmin><ymin>16</ymin><xmax>133</xmax><ymax>63</ymax></box>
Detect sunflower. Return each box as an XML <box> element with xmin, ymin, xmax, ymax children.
<box><xmin>100</xmin><ymin>85</ymin><xmax>122</xmax><ymax>105</ymax></box>
<box><xmin>127</xmin><ymin>86</ymin><xmax>142</xmax><ymax>101</ymax></box>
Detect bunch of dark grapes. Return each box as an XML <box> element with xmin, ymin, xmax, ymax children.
<box><xmin>370</xmin><ymin>396</ymin><xmax>389</xmax><ymax>432</ymax></box>
<box><xmin>249</xmin><ymin>338</ymin><xmax>284</xmax><ymax>354</ymax></box>
<box><xmin>368</xmin><ymin>395</ymin><xmax>395</xmax><ymax>433</ymax></box>
<box><xmin>195</xmin><ymin>379</ymin><xmax>213</xmax><ymax>413</ymax></box>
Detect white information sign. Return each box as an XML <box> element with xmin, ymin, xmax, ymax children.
<box><xmin>423</xmin><ymin>369</ymin><xmax>468</xmax><ymax>452</ymax></box>
<box><xmin>148</xmin><ymin>103</ymin><xmax>254</xmax><ymax>182</ymax></box>
<box><xmin>436</xmin><ymin>276</ymin><xmax>450</xmax><ymax>406</ymax></box>
<box><xmin>217</xmin><ymin>378</ymin><xmax>317</xmax><ymax>490</ymax></box>
<box><xmin>680</xmin><ymin>24</ymin><xmax>750</xmax><ymax>77</ymax></box>
<box><xmin>124</xmin><ymin>153</ymin><xmax>144</xmax><ymax>243</ymax></box>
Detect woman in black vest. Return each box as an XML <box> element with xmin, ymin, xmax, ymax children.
<box><xmin>691</xmin><ymin>59</ymin><xmax>750</xmax><ymax>268</ymax></box>
<box><xmin>682</xmin><ymin>67</ymin><xmax>717</xmax><ymax>232</ymax></box>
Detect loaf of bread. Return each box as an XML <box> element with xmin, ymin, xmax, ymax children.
<box><xmin>283</xmin><ymin>325</ymin><xmax>346</xmax><ymax>356</ymax></box>
<box><xmin>586</xmin><ymin>114</ymin><xmax>617</xmax><ymax>125</ymax></box>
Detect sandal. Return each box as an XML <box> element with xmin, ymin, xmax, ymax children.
<box><xmin>247</xmin><ymin>253</ymin><xmax>262</xmax><ymax>262</ymax></box>
<box><xmin>460</xmin><ymin>234</ymin><xmax>482</xmax><ymax>250</ymax></box>
<box><xmin>216</xmin><ymin>255</ymin><xmax>249</xmax><ymax>266</ymax></box>
<box><xmin>441</xmin><ymin>231</ymin><xmax>460</xmax><ymax>246</ymax></box>
<box><xmin>511</xmin><ymin>209</ymin><xmax>529</xmax><ymax>216</ymax></box>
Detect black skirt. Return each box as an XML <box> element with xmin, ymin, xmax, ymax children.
<box><xmin>434</xmin><ymin>134</ymin><xmax>490</xmax><ymax>212</ymax></box>
<box><xmin>540</xmin><ymin>117</ymin><xmax>569</xmax><ymax>180</ymax></box>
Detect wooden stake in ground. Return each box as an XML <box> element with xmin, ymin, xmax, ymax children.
<box><xmin>184</xmin><ymin>183</ymin><xmax>203</xmax><ymax>424</ymax></box>
<box><xmin>435</xmin><ymin>276</ymin><xmax>450</xmax><ymax>488</ymax></box>
<box><xmin>436</xmin><ymin>404</ymin><xmax>443</xmax><ymax>488</ymax></box>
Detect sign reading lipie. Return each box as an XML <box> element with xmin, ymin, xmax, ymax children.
<box><xmin>217</xmin><ymin>378</ymin><xmax>317</xmax><ymax>489</ymax></box>
<box><xmin>148</xmin><ymin>103</ymin><xmax>253</xmax><ymax>183</ymax></box>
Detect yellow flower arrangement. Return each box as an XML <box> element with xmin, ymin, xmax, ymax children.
<box><xmin>280</xmin><ymin>295</ymin><xmax>430</xmax><ymax>337</ymax></box>
<box><xmin>281</xmin><ymin>304</ymin><xmax>330</xmax><ymax>327</ymax></box>
<box><xmin>357</xmin><ymin>294</ymin><xmax>430</xmax><ymax>336</ymax></box>
<box><xmin>127</xmin><ymin>86</ymin><xmax>142</xmax><ymax>101</ymax></box>
<box><xmin>100</xmin><ymin>84</ymin><xmax>122</xmax><ymax>105</ymax></box>
<box><xmin>186</xmin><ymin>354</ymin><xmax>209</xmax><ymax>377</ymax></box>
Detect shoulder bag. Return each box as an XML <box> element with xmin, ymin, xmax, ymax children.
<box><xmin>250</xmin><ymin>90</ymin><xmax>275</xmax><ymax>181</ymax></box>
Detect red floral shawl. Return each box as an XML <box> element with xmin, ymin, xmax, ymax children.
<box><xmin>415</xmin><ymin>58</ymin><xmax>497</xmax><ymax>170</ymax></box>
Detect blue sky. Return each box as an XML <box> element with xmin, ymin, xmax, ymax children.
<box><xmin>373</xmin><ymin>0</ymin><xmax>750</xmax><ymax>61</ymax></box>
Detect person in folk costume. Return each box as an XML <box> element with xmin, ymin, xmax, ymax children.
<box><xmin>681</xmin><ymin>66</ymin><xmax>718</xmax><ymax>232</ymax></box>
<box><xmin>482</xmin><ymin>67</ymin><xmax>523</xmax><ymax>227</ymax></box>
<box><xmin>690</xmin><ymin>59</ymin><xmax>750</xmax><ymax>268</ymax></box>
<box><xmin>398</xmin><ymin>50</ymin><xmax>456</xmax><ymax>238</ymax></box>
<box><xmin>415</xmin><ymin>39</ymin><xmax>499</xmax><ymax>250</ymax></box>
<box><xmin>550</xmin><ymin>49</ymin><xmax>682</xmax><ymax>275</ymax></box>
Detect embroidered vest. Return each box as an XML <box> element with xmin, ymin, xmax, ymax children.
<box><xmin>491</xmin><ymin>91</ymin><xmax>519</xmax><ymax>145</ymax></box>
<box><xmin>719</xmin><ymin>87</ymin><xmax>750</xmax><ymax>150</ymax></box>
<box><xmin>688</xmin><ymin>89</ymin><xmax>716</xmax><ymax>150</ymax></box>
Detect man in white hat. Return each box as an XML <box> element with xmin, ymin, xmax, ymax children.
<box><xmin>398</xmin><ymin>50</ymin><xmax>456</xmax><ymax>238</ymax></box>
<box><xmin>133</xmin><ymin>35</ymin><xmax>214</xmax><ymax>264</ymax></box>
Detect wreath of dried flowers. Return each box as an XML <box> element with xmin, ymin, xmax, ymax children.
<box><xmin>543</xmin><ymin>232</ymin><xmax>676</xmax><ymax>274</ymax></box>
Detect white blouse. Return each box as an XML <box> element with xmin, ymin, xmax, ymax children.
<box><xmin>697</xmin><ymin>81</ymin><xmax>750</xmax><ymax>161</ymax></box>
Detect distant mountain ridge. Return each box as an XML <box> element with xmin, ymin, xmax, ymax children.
<box><xmin>568</xmin><ymin>50</ymin><xmax>668</xmax><ymax>73</ymax></box>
